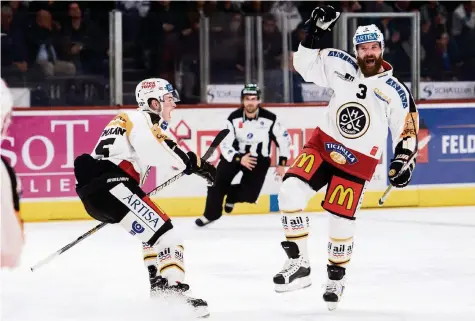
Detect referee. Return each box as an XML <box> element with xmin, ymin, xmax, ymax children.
<box><xmin>196</xmin><ymin>84</ymin><xmax>291</xmax><ymax>227</ymax></box>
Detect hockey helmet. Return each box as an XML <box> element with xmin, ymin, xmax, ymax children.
<box><xmin>1</xmin><ymin>78</ymin><xmax>13</xmax><ymax>137</ymax></box>
<box><xmin>353</xmin><ymin>24</ymin><xmax>385</xmax><ymax>57</ymax></box>
<box><xmin>241</xmin><ymin>84</ymin><xmax>261</xmax><ymax>100</ymax></box>
<box><xmin>135</xmin><ymin>78</ymin><xmax>180</xmax><ymax>115</ymax></box>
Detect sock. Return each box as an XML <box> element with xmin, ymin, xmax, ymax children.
<box><xmin>327</xmin><ymin>214</ymin><xmax>355</xmax><ymax>268</ymax></box>
<box><xmin>281</xmin><ymin>211</ymin><xmax>310</xmax><ymax>262</ymax></box>
<box><xmin>142</xmin><ymin>242</ymin><xmax>158</xmax><ymax>278</ymax></box>
<box><xmin>156</xmin><ymin>244</ymin><xmax>185</xmax><ymax>284</ymax></box>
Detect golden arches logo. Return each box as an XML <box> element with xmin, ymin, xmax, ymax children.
<box><xmin>328</xmin><ymin>185</ymin><xmax>354</xmax><ymax>210</ymax></box>
<box><xmin>291</xmin><ymin>153</ymin><xmax>315</xmax><ymax>173</ymax></box>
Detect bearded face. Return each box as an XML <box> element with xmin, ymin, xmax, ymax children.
<box><xmin>356</xmin><ymin>42</ymin><xmax>384</xmax><ymax>77</ymax></box>
<box><xmin>243</xmin><ymin>95</ymin><xmax>260</xmax><ymax>114</ymax></box>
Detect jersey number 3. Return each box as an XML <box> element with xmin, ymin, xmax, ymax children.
<box><xmin>95</xmin><ymin>138</ymin><xmax>116</xmax><ymax>158</ymax></box>
<box><xmin>356</xmin><ymin>84</ymin><xmax>367</xmax><ymax>99</ymax></box>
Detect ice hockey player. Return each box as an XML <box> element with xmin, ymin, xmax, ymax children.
<box><xmin>73</xmin><ymin>78</ymin><xmax>216</xmax><ymax>317</ymax></box>
<box><xmin>195</xmin><ymin>84</ymin><xmax>291</xmax><ymax>227</ymax></box>
<box><xmin>1</xmin><ymin>78</ymin><xmax>24</xmax><ymax>269</ymax></box>
<box><xmin>273</xmin><ymin>6</ymin><xmax>419</xmax><ymax>311</ymax></box>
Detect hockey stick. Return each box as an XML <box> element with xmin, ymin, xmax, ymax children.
<box><xmin>30</xmin><ymin>129</ymin><xmax>230</xmax><ymax>272</ymax></box>
<box><xmin>148</xmin><ymin>128</ymin><xmax>229</xmax><ymax>196</ymax></box>
<box><xmin>378</xmin><ymin>151</ymin><xmax>418</xmax><ymax>206</ymax></box>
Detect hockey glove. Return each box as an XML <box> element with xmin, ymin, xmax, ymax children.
<box><xmin>184</xmin><ymin>151</ymin><xmax>217</xmax><ymax>186</ymax></box>
<box><xmin>388</xmin><ymin>144</ymin><xmax>416</xmax><ymax>188</ymax></box>
<box><xmin>302</xmin><ymin>5</ymin><xmax>341</xmax><ymax>49</ymax></box>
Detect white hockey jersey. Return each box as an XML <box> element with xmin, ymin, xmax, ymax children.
<box><xmin>90</xmin><ymin>110</ymin><xmax>188</xmax><ymax>186</ymax></box>
<box><xmin>293</xmin><ymin>45</ymin><xmax>418</xmax><ymax>180</ymax></box>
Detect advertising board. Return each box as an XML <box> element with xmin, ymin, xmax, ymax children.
<box><xmin>2</xmin><ymin>102</ymin><xmax>473</xmax><ymax>221</ymax></box>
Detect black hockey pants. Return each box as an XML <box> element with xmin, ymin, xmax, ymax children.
<box><xmin>202</xmin><ymin>156</ymin><xmax>270</xmax><ymax>221</ymax></box>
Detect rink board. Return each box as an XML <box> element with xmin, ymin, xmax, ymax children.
<box><xmin>2</xmin><ymin>102</ymin><xmax>475</xmax><ymax>222</ymax></box>
<box><xmin>19</xmin><ymin>185</ymin><xmax>475</xmax><ymax>221</ymax></box>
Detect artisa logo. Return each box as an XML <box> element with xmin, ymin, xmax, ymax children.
<box><xmin>325</xmin><ymin>142</ymin><xmax>358</xmax><ymax>165</ymax></box>
<box><xmin>355</xmin><ymin>33</ymin><xmax>378</xmax><ymax>44</ymax></box>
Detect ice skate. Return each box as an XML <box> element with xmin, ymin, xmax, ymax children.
<box><xmin>323</xmin><ymin>265</ymin><xmax>346</xmax><ymax>311</ymax></box>
<box><xmin>195</xmin><ymin>216</ymin><xmax>215</xmax><ymax>227</ymax></box>
<box><xmin>273</xmin><ymin>241</ymin><xmax>311</xmax><ymax>293</ymax></box>
<box><xmin>150</xmin><ymin>274</ymin><xmax>209</xmax><ymax>318</ymax></box>
<box><xmin>224</xmin><ymin>202</ymin><xmax>234</xmax><ymax>213</ymax></box>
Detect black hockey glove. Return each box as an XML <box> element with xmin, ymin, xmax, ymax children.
<box><xmin>302</xmin><ymin>5</ymin><xmax>340</xmax><ymax>49</ymax></box>
<box><xmin>388</xmin><ymin>143</ymin><xmax>416</xmax><ymax>188</ymax></box>
<box><xmin>184</xmin><ymin>151</ymin><xmax>217</xmax><ymax>186</ymax></box>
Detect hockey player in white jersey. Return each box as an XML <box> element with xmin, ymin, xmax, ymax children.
<box><xmin>74</xmin><ymin>78</ymin><xmax>216</xmax><ymax>317</ymax></box>
<box><xmin>273</xmin><ymin>6</ymin><xmax>419</xmax><ymax>310</ymax></box>
<box><xmin>1</xmin><ymin>78</ymin><xmax>24</xmax><ymax>269</ymax></box>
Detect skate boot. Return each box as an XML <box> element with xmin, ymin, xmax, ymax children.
<box><xmin>195</xmin><ymin>216</ymin><xmax>216</xmax><ymax>227</ymax></box>
<box><xmin>150</xmin><ymin>274</ymin><xmax>209</xmax><ymax>318</ymax></box>
<box><xmin>323</xmin><ymin>265</ymin><xmax>346</xmax><ymax>311</ymax></box>
<box><xmin>273</xmin><ymin>241</ymin><xmax>311</xmax><ymax>293</ymax></box>
<box><xmin>224</xmin><ymin>202</ymin><xmax>234</xmax><ymax>213</ymax></box>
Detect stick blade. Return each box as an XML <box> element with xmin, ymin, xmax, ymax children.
<box><xmin>202</xmin><ymin>129</ymin><xmax>230</xmax><ymax>160</ymax></box>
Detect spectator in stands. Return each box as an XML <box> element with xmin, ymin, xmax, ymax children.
<box><xmin>178</xmin><ymin>1</ymin><xmax>203</xmax><ymax>102</ymax></box>
<box><xmin>290</xmin><ymin>21</ymin><xmax>307</xmax><ymax>103</ymax></box>
<box><xmin>27</xmin><ymin>9</ymin><xmax>76</xmax><ymax>78</ymax></box>
<box><xmin>143</xmin><ymin>1</ymin><xmax>186</xmax><ymax>81</ymax></box>
<box><xmin>1</xmin><ymin>5</ymin><xmax>28</xmax><ymax>82</ymax></box>
<box><xmin>262</xmin><ymin>13</ymin><xmax>283</xmax><ymax>102</ymax></box>
<box><xmin>425</xmin><ymin>31</ymin><xmax>463</xmax><ymax>80</ymax></box>
<box><xmin>362</xmin><ymin>1</ymin><xmax>393</xmax><ymax>27</ymax></box>
<box><xmin>378</xmin><ymin>17</ymin><xmax>411</xmax><ymax>79</ymax></box>
<box><xmin>6</xmin><ymin>1</ymin><xmax>28</xmax><ymax>31</ymax></box>
<box><xmin>452</xmin><ymin>1</ymin><xmax>475</xmax><ymax>38</ymax></box>
<box><xmin>420</xmin><ymin>1</ymin><xmax>448</xmax><ymax>35</ymax></box>
<box><xmin>118</xmin><ymin>1</ymin><xmax>150</xmax><ymax>69</ymax></box>
<box><xmin>60</xmin><ymin>2</ymin><xmax>108</xmax><ymax>75</ymax></box>
<box><xmin>209</xmin><ymin>12</ymin><xmax>245</xmax><ymax>83</ymax></box>
<box><xmin>269</xmin><ymin>1</ymin><xmax>302</xmax><ymax>35</ymax></box>
<box><xmin>364</xmin><ymin>0</ymin><xmax>393</xmax><ymax>14</ymax></box>
<box><xmin>27</xmin><ymin>0</ymin><xmax>63</xmax><ymax>28</ymax></box>
<box><xmin>339</xmin><ymin>1</ymin><xmax>363</xmax><ymax>13</ymax></box>
<box><xmin>393</xmin><ymin>0</ymin><xmax>413</xmax><ymax>42</ymax></box>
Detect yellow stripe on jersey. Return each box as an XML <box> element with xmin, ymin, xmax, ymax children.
<box><xmin>106</xmin><ymin>112</ymin><xmax>134</xmax><ymax>138</ymax></box>
<box><xmin>400</xmin><ymin>112</ymin><xmax>419</xmax><ymax>139</ymax></box>
<box><xmin>150</xmin><ymin>123</ymin><xmax>169</xmax><ymax>143</ymax></box>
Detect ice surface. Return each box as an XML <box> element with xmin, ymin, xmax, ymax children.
<box><xmin>2</xmin><ymin>206</ymin><xmax>475</xmax><ymax>321</ymax></box>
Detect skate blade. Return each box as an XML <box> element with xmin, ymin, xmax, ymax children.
<box><xmin>326</xmin><ymin>302</ymin><xmax>338</xmax><ymax>311</ymax></box>
<box><xmin>151</xmin><ymin>291</ymin><xmax>209</xmax><ymax>318</ymax></box>
<box><xmin>195</xmin><ymin>306</ymin><xmax>210</xmax><ymax>318</ymax></box>
<box><xmin>274</xmin><ymin>276</ymin><xmax>312</xmax><ymax>293</ymax></box>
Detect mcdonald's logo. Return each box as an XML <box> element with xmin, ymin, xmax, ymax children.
<box><xmin>291</xmin><ymin>153</ymin><xmax>315</xmax><ymax>173</ymax></box>
<box><xmin>328</xmin><ymin>185</ymin><xmax>354</xmax><ymax>210</ymax></box>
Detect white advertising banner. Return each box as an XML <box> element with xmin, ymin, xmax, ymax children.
<box><xmin>301</xmin><ymin>83</ymin><xmax>334</xmax><ymax>102</ymax></box>
<box><xmin>417</xmin><ymin>81</ymin><xmax>475</xmax><ymax>100</ymax></box>
<box><xmin>206</xmin><ymin>85</ymin><xmax>242</xmax><ymax>103</ymax></box>
<box><xmin>207</xmin><ymin>82</ymin><xmax>475</xmax><ymax>103</ymax></box>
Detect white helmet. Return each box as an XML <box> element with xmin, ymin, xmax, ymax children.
<box><xmin>135</xmin><ymin>78</ymin><xmax>180</xmax><ymax>115</ymax></box>
<box><xmin>1</xmin><ymin>78</ymin><xmax>13</xmax><ymax>137</ymax></box>
<box><xmin>353</xmin><ymin>24</ymin><xmax>384</xmax><ymax>57</ymax></box>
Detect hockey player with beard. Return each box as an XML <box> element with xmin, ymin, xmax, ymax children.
<box><xmin>273</xmin><ymin>6</ymin><xmax>419</xmax><ymax>310</ymax></box>
<box><xmin>74</xmin><ymin>78</ymin><xmax>216</xmax><ymax>317</ymax></box>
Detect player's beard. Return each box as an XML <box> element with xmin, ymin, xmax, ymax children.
<box><xmin>244</xmin><ymin>104</ymin><xmax>258</xmax><ymax>115</ymax></box>
<box><xmin>357</xmin><ymin>54</ymin><xmax>383</xmax><ymax>77</ymax></box>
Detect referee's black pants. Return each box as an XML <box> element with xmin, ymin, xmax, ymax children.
<box><xmin>203</xmin><ymin>156</ymin><xmax>270</xmax><ymax>221</ymax></box>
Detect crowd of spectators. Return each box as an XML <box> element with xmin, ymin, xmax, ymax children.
<box><xmin>1</xmin><ymin>1</ymin><xmax>109</xmax><ymax>82</ymax></box>
<box><xmin>1</xmin><ymin>1</ymin><xmax>475</xmax><ymax>105</ymax></box>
